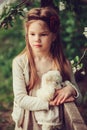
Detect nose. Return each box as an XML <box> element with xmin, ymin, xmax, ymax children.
<box><xmin>35</xmin><ymin>35</ymin><xmax>41</xmax><ymax>42</ymax></box>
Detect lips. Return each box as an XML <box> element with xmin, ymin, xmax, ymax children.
<box><xmin>34</xmin><ymin>44</ymin><xmax>42</xmax><ymax>47</ymax></box>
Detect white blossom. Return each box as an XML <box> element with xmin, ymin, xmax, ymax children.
<box><xmin>59</xmin><ymin>2</ymin><xmax>66</xmax><ymax>11</ymax></box>
<box><xmin>23</xmin><ymin>8</ymin><xmax>28</xmax><ymax>13</ymax></box>
<box><xmin>83</xmin><ymin>27</ymin><xmax>87</xmax><ymax>38</ymax></box>
<box><xmin>73</xmin><ymin>67</ymin><xmax>77</xmax><ymax>73</ymax></box>
<box><xmin>84</xmin><ymin>27</ymin><xmax>87</xmax><ymax>31</ymax></box>
<box><xmin>81</xmin><ymin>71</ymin><xmax>85</xmax><ymax>75</ymax></box>
<box><xmin>77</xmin><ymin>64</ymin><xmax>81</xmax><ymax>70</ymax></box>
<box><xmin>70</xmin><ymin>60</ymin><xmax>74</xmax><ymax>65</ymax></box>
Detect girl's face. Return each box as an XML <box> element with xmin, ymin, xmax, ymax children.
<box><xmin>28</xmin><ymin>20</ymin><xmax>56</xmax><ymax>55</ymax></box>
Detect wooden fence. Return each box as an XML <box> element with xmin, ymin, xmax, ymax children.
<box><xmin>63</xmin><ymin>102</ymin><xmax>87</xmax><ymax>130</ymax></box>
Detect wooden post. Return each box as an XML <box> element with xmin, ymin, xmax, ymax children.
<box><xmin>64</xmin><ymin>102</ymin><xmax>87</xmax><ymax>130</ymax></box>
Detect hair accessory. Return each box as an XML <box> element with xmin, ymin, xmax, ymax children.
<box><xmin>26</xmin><ymin>15</ymin><xmax>60</xmax><ymax>33</ymax></box>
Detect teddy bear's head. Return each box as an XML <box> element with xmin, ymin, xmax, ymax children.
<box><xmin>42</xmin><ymin>70</ymin><xmax>62</xmax><ymax>89</ymax></box>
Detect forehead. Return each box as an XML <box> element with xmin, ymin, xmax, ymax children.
<box><xmin>28</xmin><ymin>20</ymin><xmax>49</xmax><ymax>31</ymax></box>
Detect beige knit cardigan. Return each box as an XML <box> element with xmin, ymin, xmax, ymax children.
<box><xmin>11</xmin><ymin>52</ymin><xmax>82</xmax><ymax>130</ymax></box>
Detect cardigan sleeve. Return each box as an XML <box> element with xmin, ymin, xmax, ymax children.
<box><xmin>12</xmin><ymin>57</ymin><xmax>49</xmax><ymax>111</ymax></box>
<box><xmin>68</xmin><ymin>61</ymin><xmax>82</xmax><ymax>104</ymax></box>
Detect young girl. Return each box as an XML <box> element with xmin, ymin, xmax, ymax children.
<box><xmin>12</xmin><ymin>7</ymin><xmax>82</xmax><ymax>130</ymax></box>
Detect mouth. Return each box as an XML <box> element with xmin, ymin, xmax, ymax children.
<box><xmin>34</xmin><ymin>44</ymin><xmax>42</xmax><ymax>47</ymax></box>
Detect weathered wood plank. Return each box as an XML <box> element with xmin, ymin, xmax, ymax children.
<box><xmin>64</xmin><ymin>102</ymin><xmax>87</xmax><ymax>130</ymax></box>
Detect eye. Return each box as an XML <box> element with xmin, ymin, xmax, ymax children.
<box><xmin>30</xmin><ymin>33</ymin><xmax>35</xmax><ymax>36</ymax></box>
<box><xmin>41</xmin><ymin>33</ymin><xmax>48</xmax><ymax>36</ymax></box>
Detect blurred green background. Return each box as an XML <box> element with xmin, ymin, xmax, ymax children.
<box><xmin>0</xmin><ymin>0</ymin><xmax>87</xmax><ymax>129</ymax></box>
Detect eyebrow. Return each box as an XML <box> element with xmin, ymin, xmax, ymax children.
<box><xmin>29</xmin><ymin>30</ymin><xmax>50</xmax><ymax>33</ymax></box>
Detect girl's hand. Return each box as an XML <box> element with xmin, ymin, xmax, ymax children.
<box><xmin>49</xmin><ymin>96</ymin><xmax>74</xmax><ymax>106</ymax></box>
<box><xmin>49</xmin><ymin>86</ymin><xmax>76</xmax><ymax>106</ymax></box>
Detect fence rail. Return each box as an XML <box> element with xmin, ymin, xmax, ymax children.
<box><xmin>64</xmin><ymin>102</ymin><xmax>87</xmax><ymax>130</ymax></box>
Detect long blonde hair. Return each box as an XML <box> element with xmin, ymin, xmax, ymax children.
<box><xmin>24</xmin><ymin>7</ymin><xmax>71</xmax><ymax>89</ymax></box>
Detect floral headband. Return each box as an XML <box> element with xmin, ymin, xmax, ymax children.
<box><xmin>27</xmin><ymin>15</ymin><xmax>60</xmax><ymax>33</ymax></box>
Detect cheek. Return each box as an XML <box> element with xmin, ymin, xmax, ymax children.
<box><xmin>28</xmin><ymin>35</ymin><xmax>32</xmax><ymax>43</ymax></box>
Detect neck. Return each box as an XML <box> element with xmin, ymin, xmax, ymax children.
<box><xmin>33</xmin><ymin>51</ymin><xmax>52</xmax><ymax>60</ymax></box>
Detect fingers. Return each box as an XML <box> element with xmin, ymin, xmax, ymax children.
<box><xmin>58</xmin><ymin>95</ymin><xmax>68</xmax><ymax>104</ymax></box>
<box><xmin>65</xmin><ymin>96</ymin><xmax>75</xmax><ymax>102</ymax></box>
<box><xmin>50</xmin><ymin>95</ymin><xmax>75</xmax><ymax>106</ymax></box>
<box><xmin>59</xmin><ymin>96</ymin><xmax>75</xmax><ymax>104</ymax></box>
<box><xmin>52</xmin><ymin>94</ymin><xmax>65</xmax><ymax>105</ymax></box>
<box><xmin>54</xmin><ymin>89</ymin><xmax>61</xmax><ymax>97</ymax></box>
<box><xmin>50</xmin><ymin>87</ymin><xmax>75</xmax><ymax>106</ymax></box>
<box><xmin>49</xmin><ymin>100</ymin><xmax>56</xmax><ymax>106</ymax></box>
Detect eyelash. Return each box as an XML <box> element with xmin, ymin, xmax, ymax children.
<box><xmin>41</xmin><ymin>34</ymin><xmax>48</xmax><ymax>36</ymax></box>
<box><xmin>30</xmin><ymin>34</ymin><xmax>48</xmax><ymax>36</ymax></box>
<box><xmin>30</xmin><ymin>34</ymin><xmax>35</xmax><ymax>36</ymax></box>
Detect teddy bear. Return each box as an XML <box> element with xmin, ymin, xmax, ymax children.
<box><xmin>34</xmin><ymin>70</ymin><xmax>63</xmax><ymax>130</ymax></box>
<box><xmin>36</xmin><ymin>70</ymin><xmax>62</xmax><ymax>102</ymax></box>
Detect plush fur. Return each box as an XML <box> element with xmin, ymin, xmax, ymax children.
<box><xmin>36</xmin><ymin>70</ymin><xmax>62</xmax><ymax>102</ymax></box>
<box><xmin>35</xmin><ymin>70</ymin><xmax>75</xmax><ymax>130</ymax></box>
<box><xmin>35</xmin><ymin>70</ymin><xmax>63</xmax><ymax>130</ymax></box>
